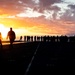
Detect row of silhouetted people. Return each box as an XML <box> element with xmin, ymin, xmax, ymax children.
<box><xmin>24</xmin><ymin>35</ymin><xmax>75</xmax><ymax>42</ymax></box>
<box><xmin>1</xmin><ymin>27</ymin><xmax>75</xmax><ymax>49</ymax></box>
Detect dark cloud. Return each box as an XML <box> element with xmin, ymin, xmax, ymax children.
<box><xmin>0</xmin><ymin>0</ymin><xmax>24</xmax><ymax>15</ymax></box>
<box><xmin>60</xmin><ymin>8</ymin><xmax>75</xmax><ymax>21</ymax></box>
<box><xmin>39</xmin><ymin>0</ymin><xmax>62</xmax><ymax>7</ymax></box>
<box><xmin>68</xmin><ymin>4</ymin><xmax>75</xmax><ymax>9</ymax></box>
<box><xmin>35</xmin><ymin>0</ymin><xmax>62</xmax><ymax>13</ymax></box>
<box><xmin>0</xmin><ymin>0</ymin><xmax>36</xmax><ymax>15</ymax></box>
<box><xmin>57</xmin><ymin>4</ymin><xmax>75</xmax><ymax>21</ymax></box>
<box><xmin>50</xmin><ymin>6</ymin><xmax>61</xmax><ymax>20</ymax></box>
<box><xmin>49</xmin><ymin>6</ymin><xmax>61</xmax><ymax>11</ymax></box>
<box><xmin>0</xmin><ymin>0</ymin><xmax>74</xmax><ymax>23</ymax></box>
<box><xmin>0</xmin><ymin>0</ymin><xmax>62</xmax><ymax>15</ymax></box>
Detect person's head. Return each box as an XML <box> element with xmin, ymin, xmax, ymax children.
<box><xmin>10</xmin><ymin>27</ymin><xmax>12</xmax><ymax>31</ymax></box>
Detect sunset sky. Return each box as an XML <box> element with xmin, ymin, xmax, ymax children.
<box><xmin>0</xmin><ymin>0</ymin><xmax>75</xmax><ymax>40</ymax></box>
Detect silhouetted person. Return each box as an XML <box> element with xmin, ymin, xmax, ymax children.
<box><xmin>59</xmin><ymin>35</ymin><xmax>68</xmax><ymax>43</ymax></box>
<box><xmin>46</xmin><ymin>36</ymin><xmax>50</xmax><ymax>42</ymax></box>
<box><xmin>43</xmin><ymin>36</ymin><xmax>46</xmax><ymax>42</ymax></box>
<box><xmin>51</xmin><ymin>36</ymin><xmax>55</xmax><ymax>42</ymax></box>
<box><xmin>37</xmin><ymin>36</ymin><xmax>40</xmax><ymax>41</ymax></box>
<box><xmin>7</xmin><ymin>27</ymin><xmax>16</xmax><ymax>48</ymax></box>
<box><xmin>34</xmin><ymin>36</ymin><xmax>36</xmax><ymax>41</ymax></box>
<box><xmin>20</xmin><ymin>36</ymin><xmax>22</xmax><ymax>41</ymax></box>
<box><xmin>0</xmin><ymin>32</ymin><xmax>2</xmax><ymax>49</ymax></box>
<box><xmin>31</xmin><ymin>36</ymin><xmax>33</xmax><ymax>42</ymax></box>
<box><xmin>40</xmin><ymin>36</ymin><xmax>43</xmax><ymax>42</ymax></box>
<box><xmin>24</xmin><ymin>36</ymin><xmax>26</xmax><ymax>42</ymax></box>
<box><xmin>27</xmin><ymin>36</ymin><xmax>30</xmax><ymax>42</ymax></box>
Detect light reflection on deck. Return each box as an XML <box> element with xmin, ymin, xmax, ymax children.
<box><xmin>2</xmin><ymin>41</ymin><xmax>25</xmax><ymax>45</ymax></box>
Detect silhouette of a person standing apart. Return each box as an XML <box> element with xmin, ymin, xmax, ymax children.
<box><xmin>0</xmin><ymin>32</ymin><xmax>2</xmax><ymax>49</ymax></box>
<box><xmin>7</xmin><ymin>27</ymin><xmax>16</xmax><ymax>48</ymax></box>
<box><xmin>20</xmin><ymin>36</ymin><xmax>22</xmax><ymax>41</ymax></box>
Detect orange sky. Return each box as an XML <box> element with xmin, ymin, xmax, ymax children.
<box><xmin>0</xmin><ymin>0</ymin><xmax>75</xmax><ymax>40</ymax></box>
<box><xmin>0</xmin><ymin>16</ymin><xmax>73</xmax><ymax>40</ymax></box>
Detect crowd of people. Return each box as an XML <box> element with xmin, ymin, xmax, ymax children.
<box><xmin>24</xmin><ymin>35</ymin><xmax>75</xmax><ymax>42</ymax></box>
<box><xmin>0</xmin><ymin>27</ymin><xmax>75</xmax><ymax>49</ymax></box>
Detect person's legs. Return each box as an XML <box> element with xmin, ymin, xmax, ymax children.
<box><xmin>9</xmin><ymin>39</ymin><xmax>14</xmax><ymax>49</ymax></box>
<box><xmin>0</xmin><ymin>40</ymin><xmax>2</xmax><ymax>49</ymax></box>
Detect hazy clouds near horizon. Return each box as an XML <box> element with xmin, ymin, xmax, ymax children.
<box><xmin>0</xmin><ymin>0</ymin><xmax>75</xmax><ymax>36</ymax></box>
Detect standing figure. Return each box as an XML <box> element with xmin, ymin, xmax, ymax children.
<box><xmin>24</xmin><ymin>36</ymin><xmax>26</xmax><ymax>42</ymax></box>
<box><xmin>0</xmin><ymin>32</ymin><xmax>2</xmax><ymax>49</ymax></box>
<box><xmin>7</xmin><ymin>27</ymin><xmax>16</xmax><ymax>48</ymax></box>
<box><xmin>20</xmin><ymin>36</ymin><xmax>22</xmax><ymax>41</ymax></box>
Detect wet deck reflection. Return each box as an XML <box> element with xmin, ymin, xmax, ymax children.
<box><xmin>2</xmin><ymin>41</ymin><xmax>24</xmax><ymax>45</ymax></box>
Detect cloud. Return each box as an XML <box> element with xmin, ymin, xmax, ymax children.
<box><xmin>60</xmin><ymin>4</ymin><xmax>75</xmax><ymax>21</ymax></box>
<box><xmin>68</xmin><ymin>4</ymin><xmax>75</xmax><ymax>9</ymax></box>
<box><xmin>0</xmin><ymin>0</ymin><xmax>74</xmax><ymax>22</ymax></box>
<box><xmin>50</xmin><ymin>5</ymin><xmax>61</xmax><ymax>11</ymax></box>
<box><xmin>0</xmin><ymin>0</ymin><xmax>63</xmax><ymax>15</ymax></box>
<box><xmin>39</xmin><ymin>0</ymin><xmax>62</xmax><ymax>7</ymax></box>
<box><xmin>0</xmin><ymin>0</ymin><xmax>66</xmax><ymax>21</ymax></box>
<box><xmin>1</xmin><ymin>0</ymin><xmax>75</xmax><ymax>36</ymax></box>
<box><xmin>0</xmin><ymin>0</ymin><xmax>23</xmax><ymax>15</ymax></box>
<box><xmin>33</xmin><ymin>0</ymin><xmax>62</xmax><ymax>13</ymax></box>
<box><xmin>16</xmin><ymin>7</ymin><xmax>43</xmax><ymax>18</ymax></box>
<box><xmin>0</xmin><ymin>0</ymin><xmax>37</xmax><ymax>15</ymax></box>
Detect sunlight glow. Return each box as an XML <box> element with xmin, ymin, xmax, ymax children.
<box><xmin>0</xmin><ymin>24</ymin><xmax>9</xmax><ymax>39</ymax></box>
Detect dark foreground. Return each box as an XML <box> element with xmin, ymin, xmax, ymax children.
<box><xmin>0</xmin><ymin>42</ymin><xmax>75</xmax><ymax>75</ymax></box>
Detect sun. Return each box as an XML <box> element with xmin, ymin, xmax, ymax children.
<box><xmin>0</xmin><ymin>24</ymin><xmax>9</xmax><ymax>39</ymax></box>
